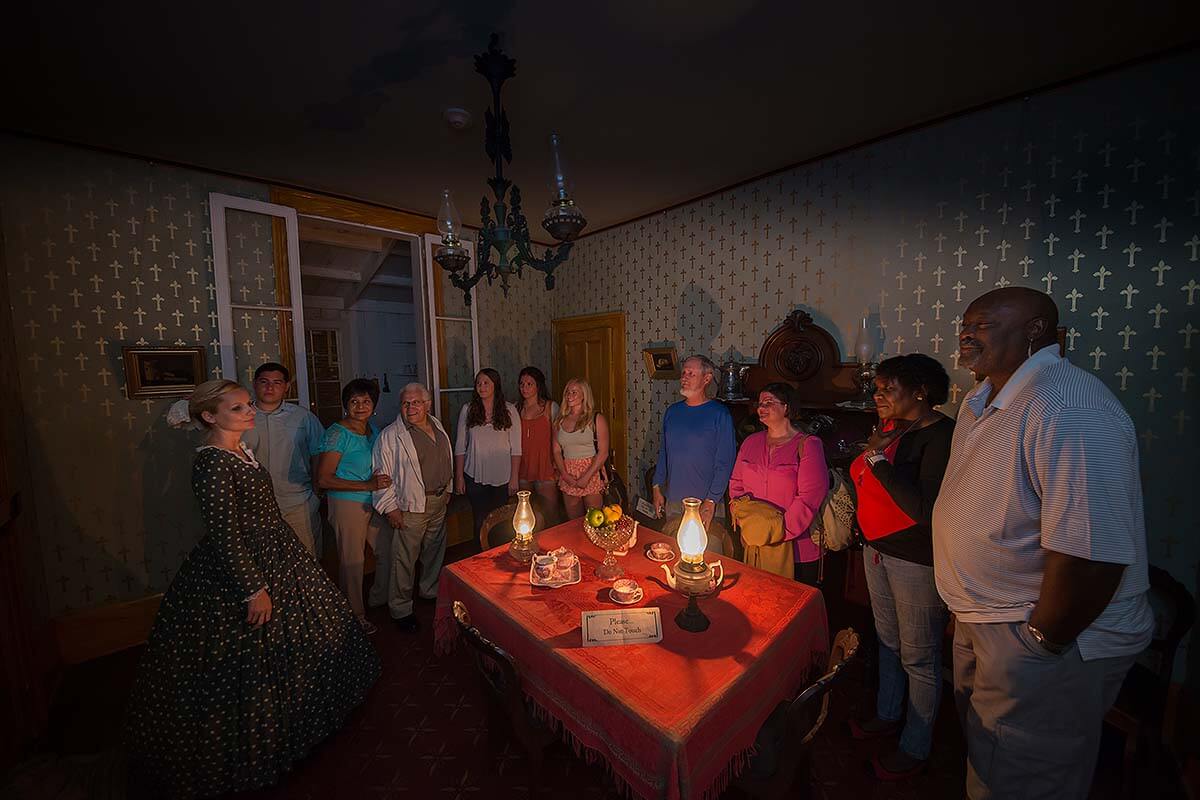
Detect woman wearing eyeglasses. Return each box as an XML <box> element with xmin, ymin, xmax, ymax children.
<box><xmin>728</xmin><ymin>382</ymin><xmax>828</xmax><ymax>582</ymax></box>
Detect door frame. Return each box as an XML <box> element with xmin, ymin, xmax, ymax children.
<box><xmin>551</xmin><ymin>311</ymin><xmax>628</xmax><ymax>485</ymax></box>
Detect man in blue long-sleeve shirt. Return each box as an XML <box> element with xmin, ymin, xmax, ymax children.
<box><xmin>652</xmin><ymin>354</ymin><xmax>736</xmax><ymax>554</ymax></box>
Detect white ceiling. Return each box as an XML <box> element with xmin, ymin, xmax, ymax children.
<box><xmin>2</xmin><ymin>1</ymin><xmax>1196</xmax><ymax>237</ymax></box>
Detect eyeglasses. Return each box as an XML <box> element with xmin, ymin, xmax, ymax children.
<box><xmin>757</xmin><ymin>399</ymin><xmax>785</xmax><ymax>409</ymax></box>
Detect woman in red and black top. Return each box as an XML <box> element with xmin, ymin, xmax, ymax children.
<box><xmin>848</xmin><ymin>354</ymin><xmax>953</xmax><ymax>781</ymax></box>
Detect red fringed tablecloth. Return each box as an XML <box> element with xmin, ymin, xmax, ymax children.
<box><xmin>434</xmin><ymin>520</ymin><xmax>828</xmax><ymax>800</ymax></box>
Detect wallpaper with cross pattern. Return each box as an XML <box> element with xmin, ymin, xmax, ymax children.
<box><xmin>0</xmin><ymin>137</ymin><xmax>273</xmax><ymax>614</ymax></box>
<box><xmin>478</xmin><ymin>52</ymin><xmax>1200</xmax><ymax>648</ymax></box>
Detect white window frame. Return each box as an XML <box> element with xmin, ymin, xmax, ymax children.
<box><xmin>209</xmin><ymin>193</ymin><xmax>310</xmax><ymax>407</ymax></box>
<box><xmin>422</xmin><ymin>234</ymin><xmax>479</xmax><ymax>417</ymax></box>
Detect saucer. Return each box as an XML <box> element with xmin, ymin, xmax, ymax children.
<box><xmin>609</xmin><ymin>587</ymin><xmax>644</xmax><ymax>605</ymax></box>
<box><xmin>644</xmin><ymin>544</ymin><xmax>675</xmax><ymax>562</ymax></box>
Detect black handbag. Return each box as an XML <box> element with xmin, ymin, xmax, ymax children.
<box><xmin>593</xmin><ymin>422</ymin><xmax>628</xmax><ymax>508</ymax></box>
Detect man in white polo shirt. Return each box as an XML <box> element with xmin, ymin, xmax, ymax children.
<box><xmin>933</xmin><ymin>287</ymin><xmax>1152</xmax><ymax>800</ymax></box>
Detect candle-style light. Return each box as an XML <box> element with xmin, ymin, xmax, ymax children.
<box><xmin>853</xmin><ymin>315</ymin><xmax>877</xmax><ymax>403</ymax></box>
<box><xmin>670</xmin><ymin>497</ymin><xmax>715</xmax><ymax>632</ymax></box>
<box><xmin>509</xmin><ymin>490</ymin><xmax>537</xmax><ymax>563</ymax></box>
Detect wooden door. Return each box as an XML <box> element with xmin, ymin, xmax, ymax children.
<box><xmin>552</xmin><ymin>313</ymin><xmax>627</xmax><ymax>485</ymax></box>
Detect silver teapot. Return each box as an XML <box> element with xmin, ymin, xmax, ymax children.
<box><xmin>717</xmin><ymin>359</ymin><xmax>753</xmax><ymax>401</ymax></box>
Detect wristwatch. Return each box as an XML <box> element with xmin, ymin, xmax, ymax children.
<box><xmin>865</xmin><ymin>450</ymin><xmax>887</xmax><ymax>467</ymax></box>
<box><xmin>1026</xmin><ymin>622</ymin><xmax>1071</xmax><ymax>655</ymax></box>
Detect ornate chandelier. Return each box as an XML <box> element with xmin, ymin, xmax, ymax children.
<box><xmin>434</xmin><ymin>34</ymin><xmax>587</xmax><ymax>306</ymax></box>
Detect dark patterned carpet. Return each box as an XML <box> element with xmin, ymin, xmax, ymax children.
<box><xmin>15</xmin><ymin>544</ymin><xmax>1185</xmax><ymax>800</ymax></box>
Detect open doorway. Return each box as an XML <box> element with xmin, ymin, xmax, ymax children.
<box><xmin>297</xmin><ymin>217</ymin><xmax>426</xmax><ymax>428</ymax></box>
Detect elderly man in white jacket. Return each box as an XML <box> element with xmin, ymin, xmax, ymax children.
<box><xmin>372</xmin><ymin>383</ymin><xmax>455</xmax><ymax>632</ymax></box>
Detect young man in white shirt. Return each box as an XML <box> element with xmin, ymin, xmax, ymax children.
<box><xmin>241</xmin><ymin>362</ymin><xmax>327</xmax><ymax>557</ymax></box>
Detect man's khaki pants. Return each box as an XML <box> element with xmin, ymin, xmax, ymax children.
<box><xmin>279</xmin><ymin>494</ymin><xmax>323</xmax><ymax>557</ymax></box>
<box><xmin>387</xmin><ymin>493</ymin><xmax>449</xmax><ymax>619</ymax></box>
<box><xmin>953</xmin><ymin>619</ymin><xmax>1134</xmax><ymax>800</ymax></box>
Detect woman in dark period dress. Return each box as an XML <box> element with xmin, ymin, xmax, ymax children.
<box><xmin>125</xmin><ymin>379</ymin><xmax>380</xmax><ymax>798</ymax></box>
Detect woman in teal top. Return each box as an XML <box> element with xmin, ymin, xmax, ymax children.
<box><xmin>316</xmin><ymin>379</ymin><xmax>392</xmax><ymax>634</ymax></box>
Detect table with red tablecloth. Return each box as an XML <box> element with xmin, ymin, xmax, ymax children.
<box><xmin>433</xmin><ymin>519</ymin><xmax>829</xmax><ymax>800</ymax></box>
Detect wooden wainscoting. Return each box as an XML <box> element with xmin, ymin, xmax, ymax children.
<box><xmin>53</xmin><ymin>594</ymin><xmax>162</xmax><ymax>666</ymax></box>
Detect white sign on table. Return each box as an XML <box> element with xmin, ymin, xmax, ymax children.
<box><xmin>582</xmin><ymin>608</ymin><xmax>664</xmax><ymax>647</ymax></box>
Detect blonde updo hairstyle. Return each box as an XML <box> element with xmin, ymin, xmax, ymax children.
<box><xmin>166</xmin><ymin>379</ymin><xmax>244</xmax><ymax>430</ymax></box>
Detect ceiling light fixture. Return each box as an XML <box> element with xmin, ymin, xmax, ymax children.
<box><xmin>434</xmin><ymin>34</ymin><xmax>586</xmax><ymax>306</ymax></box>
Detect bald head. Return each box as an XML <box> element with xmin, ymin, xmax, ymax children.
<box><xmin>970</xmin><ymin>288</ymin><xmax>1059</xmax><ymax>342</ymax></box>
<box><xmin>959</xmin><ymin>288</ymin><xmax>1059</xmax><ymax>391</ymax></box>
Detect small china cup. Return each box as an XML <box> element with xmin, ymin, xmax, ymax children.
<box><xmin>555</xmin><ymin>551</ymin><xmax>578</xmax><ymax>572</ymax></box>
<box><xmin>612</xmin><ymin>578</ymin><xmax>640</xmax><ymax>601</ymax></box>
<box><xmin>649</xmin><ymin>542</ymin><xmax>671</xmax><ymax>558</ymax></box>
<box><xmin>533</xmin><ymin>554</ymin><xmax>557</xmax><ymax>581</ymax></box>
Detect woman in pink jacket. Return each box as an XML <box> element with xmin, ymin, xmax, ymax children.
<box><xmin>729</xmin><ymin>382</ymin><xmax>829</xmax><ymax>584</ymax></box>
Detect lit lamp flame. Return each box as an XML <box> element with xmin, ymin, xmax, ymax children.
<box><xmin>509</xmin><ymin>490</ymin><xmax>537</xmax><ymax>563</ymax></box>
<box><xmin>676</xmin><ymin>497</ymin><xmax>708</xmax><ymax>564</ymax></box>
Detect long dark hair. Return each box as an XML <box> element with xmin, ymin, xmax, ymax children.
<box><xmin>516</xmin><ymin>366</ymin><xmax>552</xmax><ymax>413</ymax></box>
<box><xmin>466</xmin><ymin>368</ymin><xmax>512</xmax><ymax>430</ymax></box>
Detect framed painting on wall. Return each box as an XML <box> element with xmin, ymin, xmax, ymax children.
<box><xmin>122</xmin><ymin>346</ymin><xmax>207</xmax><ymax>398</ymax></box>
<box><xmin>642</xmin><ymin>346</ymin><xmax>680</xmax><ymax>380</ymax></box>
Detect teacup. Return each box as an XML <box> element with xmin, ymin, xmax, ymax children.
<box><xmin>555</xmin><ymin>551</ymin><xmax>578</xmax><ymax>573</ymax></box>
<box><xmin>533</xmin><ymin>554</ymin><xmax>558</xmax><ymax>581</ymax></box>
<box><xmin>649</xmin><ymin>542</ymin><xmax>672</xmax><ymax>559</ymax></box>
<box><xmin>612</xmin><ymin>578</ymin><xmax>640</xmax><ymax>601</ymax></box>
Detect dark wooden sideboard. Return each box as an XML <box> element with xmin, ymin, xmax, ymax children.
<box><xmin>719</xmin><ymin>309</ymin><xmax>876</xmax><ymax>468</ymax></box>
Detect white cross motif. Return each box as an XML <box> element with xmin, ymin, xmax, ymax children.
<box><xmin>975</xmin><ymin>225</ymin><xmax>990</xmax><ymax>247</ymax></box>
<box><xmin>1066</xmin><ymin>328</ymin><xmax>1081</xmax><ymax>351</ymax></box>
<box><xmin>1018</xmin><ymin>256</ymin><xmax>1033</xmax><ymax>277</ymax></box>
<box><xmin>996</xmin><ymin>240</ymin><xmax>1011</xmax><ymax>262</ymax></box>
<box><xmin>952</xmin><ymin>282</ymin><xmax>966</xmax><ymax>302</ymax></box>
<box><xmin>1143</xmin><ymin>386</ymin><xmax>1163</xmax><ymax>412</ymax></box>
<box><xmin>894</xmin><ymin>303</ymin><xmax>908</xmax><ymax>322</ymax></box>
<box><xmin>1147</xmin><ymin>346</ymin><xmax>1165</xmax><ymax>370</ymax></box>
<box><xmin>1067</xmin><ymin>249</ymin><xmax>1085</xmax><ymax>273</ymax></box>
<box><xmin>1091</xmin><ymin>306</ymin><xmax>1110</xmax><ymax>331</ymax></box>
<box><xmin>1095</xmin><ymin>225</ymin><xmax>1113</xmax><ymax>250</ymax></box>
<box><xmin>934</xmin><ymin>232</ymin><xmax>946</xmax><ymax>253</ymax></box>
<box><xmin>1089</xmin><ymin>346</ymin><xmax>1106</xmax><ymax>370</ymax></box>
<box><xmin>1151</xmin><ymin>261</ymin><xmax>1171</xmax><ymax>286</ymax></box>
<box><xmin>976</xmin><ymin>261</ymin><xmax>990</xmax><ymax>283</ymax></box>
<box><xmin>1042</xmin><ymin>272</ymin><xmax>1057</xmax><ymax>294</ymax></box>
<box><xmin>932</xmin><ymin>299</ymin><xmax>944</xmax><ymax>320</ymax></box>
<box><xmin>1115</xmin><ymin>366</ymin><xmax>1133</xmax><ymax>391</ymax></box>
<box><xmin>1019</xmin><ymin>218</ymin><xmax>1035</xmax><ymax>240</ymax></box>
<box><xmin>1177</xmin><ymin>367</ymin><xmax>1194</xmax><ymax>392</ymax></box>
<box><xmin>930</xmin><ymin>333</ymin><xmax>944</xmax><ymax>353</ymax></box>
<box><xmin>1125</xmin><ymin>201</ymin><xmax>1144</xmax><ymax>226</ymax></box>
<box><xmin>1097</xmin><ymin>184</ymin><xmax>1115</xmax><ymax>208</ymax></box>
<box><xmin>896</xmin><ymin>271</ymin><xmax>908</xmax><ymax>289</ymax></box>
<box><xmin>1148</xmin><ymin>303</ymin><xmax>1169</xmax><ymax>328</ymax></box>
<box><xmin>1127</xmin><ymin>158</ymin><xmax>1145</xmax><ymax>183</ymax></box>
<box><xmin>1122</xmin><ymin>242</ymin><xmax>1142</xmax><ymax>268</ymax></box>
<box><xmin>1069</xmin><ymin>209</ymin><xmax>1086</xmax><ymax>233</ymax></box>
<box><xmin>933</xmin><ymin>265</ymin><xmax>946</xmax><ymax>286</ymax></box>
<box><xmin>955</xmin><ymin>212</ymin><xmax>968</xmax><ymax>232</ymax></box>
<box><xmin>1043</xmin><ymin>233</ymin><xmax>1060</xmax><ymax>257</ymax></box>
<box><xmin>1043</xmin><ymin>194</ymin><xmax>1060</xmax><ymax>218</ymax></box>
<box><xmin>1180</xmin><ymin>323</ymin><xmax>1197</xmax><ymax>349</ymax></box>
<box><xmin>997</xmin><ymin>202</ymin><xmax>1012</xmax><ymax>226</ymax></box>
<box><xmin>1185</xmin><ymin>236</ymin><xmax>1200</xmax><ymax>262</ymax></box>
<box><xmin>953</xmin><ymin>246</ymin><xmax>966</xmax><ymax>267</ymax></box>
<box><xmin>1065</xmin><ymin>288</ymin><xmax>1083</xmax><ymax>312</ymax></box>
<box><xmin>1021</xmin><ymin>180</ymin><xmax>1036</xmax><ymax>202</ymax></box>
<box><xmin>1117</xmin><ymin>325</ymin><xmax>1136</xmax><ymax>350</ymax></box>
<box><xmin>951</xmin><ymin>315</ymin><xmax>964</xmax><ymax>335</ymax></box>
<box><xmin>914</xmin><ymin>252</ymin><xmax>926</xmax><ymax>272</ymax></box>
<box><xmin>897</xmin><ymin>240</ymin><xmax>908</xmax><ymax>258</ymax></box>
<box><xmin>913</xmin><ymin>285</ymin><xmax>926</xmax><ymax>304</ymax></box>
<box><xmin>1157</xmin><ymin>173</ymin><xmax>1174</xmax><ymax>200</ymax></box>
<box><xmin>1119</xmin><ymin>284</ymin><xmax>1138</xmax><ymax>309</ymax></box>
<box><xmin>1154</xmin><ymin>217</ymin><xmax>1173</xmax><ymax>243</ymax></box>
<box><xmin>912</xmin><ymin>318</ymin><xmax>925</xmax><ymax>337</ymax></box>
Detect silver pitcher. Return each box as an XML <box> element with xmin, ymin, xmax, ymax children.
<box><xmin>717</xmin><ymin>359</ymin><xmax>753</xmax><ymax>401</ymax></box>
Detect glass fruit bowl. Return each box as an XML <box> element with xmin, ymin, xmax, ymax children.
<box><xmin>583</xmin><ymin>513</ymin><xmax>638</xmax><ymax>581</ymax></box>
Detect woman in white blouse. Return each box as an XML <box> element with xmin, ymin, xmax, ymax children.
<box><xmin>454</xmin><ymin>368</ymin><xmax>522</xmax><ymax>546</ymax></box>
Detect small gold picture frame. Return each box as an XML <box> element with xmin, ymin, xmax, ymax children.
<box><xmin>642</xmin><ymin>346</ymin><xmax>680</xmax><ymax>380</ymax></box>
<box><xmin>122</xmin><ymin>346</ymin><xmax>207</xmax><ymax>398</ymax></box>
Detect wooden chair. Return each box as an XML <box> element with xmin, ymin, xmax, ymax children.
<box><xmin>479</xmin><ymin>500</ymin><xmax>549</xmax><ymax>551</ymax></box>
<box><xmin>451</xmin><ymin>601</ymin><xmax>556</xmax><ymax>794</ymax></box>
<box><xmin>733</xmin><ymin>628</ymin><xmax>862</xmax><ymax>800</ymax></box>
<box><xmin>1104</xmin><ymin>566</ymin><xmax>1195</xmax><ymax>797</ymax></box>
